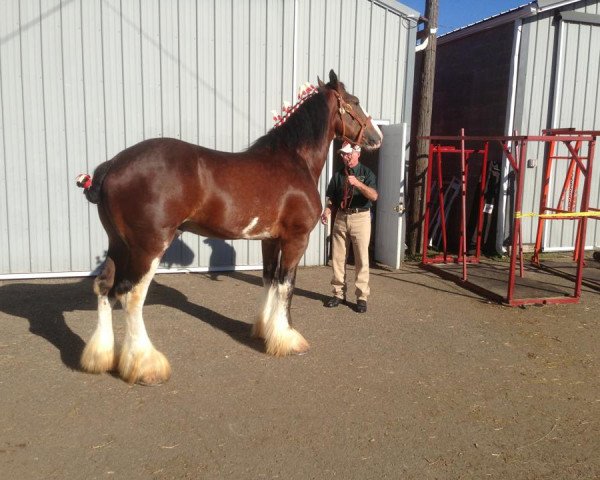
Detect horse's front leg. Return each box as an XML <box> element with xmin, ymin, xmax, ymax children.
<box><xmin>262</xmin><ymin>236</ymin><xmax>310</xmax><ymax>357</ymax></box>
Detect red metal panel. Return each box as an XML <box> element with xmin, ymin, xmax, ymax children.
<box><xmin>419</xmin><ymin>129</ymin><xmax>598</xmax><ymax>307</ymax></box>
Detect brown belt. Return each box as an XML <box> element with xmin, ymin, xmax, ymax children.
<box><xmin>340</xmin><ymin>207</ymin><xmax>370</xmax><ymax>214</ymax></box>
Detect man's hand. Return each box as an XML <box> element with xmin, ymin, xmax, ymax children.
<box><xmin>347</xmin><ymin>175</ymin><xmax>362</xmax><ymax>187</ymax></box>
<box><xmin>347</xmin><ymin>176</ymin><xmax>378</xmax><ymax>202</ymax></box>
<box><xmin>321</xmin><ymin>207</ymin><xmax>331</xmax><ymax>225</ymax></box>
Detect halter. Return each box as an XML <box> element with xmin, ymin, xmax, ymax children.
<box><xmin>332</xmin><ymin>90</ymin><xmax>371</xmax><ymax>145</ymax></box>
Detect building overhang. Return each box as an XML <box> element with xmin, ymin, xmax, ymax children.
<box><xmin>437</xmin><ymin>0</ymin><xmax>581</xmax><ymax>45</ymax></box>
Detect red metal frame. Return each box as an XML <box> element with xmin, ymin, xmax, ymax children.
<box><xmin>421</xmin><ymin>135</ymin><xmax>489</xmax><ymax>275</ymax></box>
<box><xmin>420</xmin><ymin>130</ymin><xmax>598</xmax><ymax>306</ymax></box>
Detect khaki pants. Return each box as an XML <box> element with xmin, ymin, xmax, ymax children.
<box><xmin>330</xmin><ymin>210</ymin><xmax>371</xmax><ymax>301</ymax></box>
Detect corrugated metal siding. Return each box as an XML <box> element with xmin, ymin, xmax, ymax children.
<box><xmin>547</xmin><ymin>16</ymin><xmax>600</xmax><ymax>249</ymax></box>
<box><xmin>514</xmin><ymin>1</ymin><xmax>600</xmax><ymax>249</ymax></box>
<box><xmin>0</xmin><ymin>0</ymin><xmax>417</xmax><ymax>277</ymax></box>
<box><xmin>512</xmin><ymin>11</ymin><xmax>557</xmax><ymax>246</ymax></box>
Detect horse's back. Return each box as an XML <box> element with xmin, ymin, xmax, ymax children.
<box><xmin>97</xmin><ymin>137</ymin><xmax>321</xmax><ymax>242</ymax></box>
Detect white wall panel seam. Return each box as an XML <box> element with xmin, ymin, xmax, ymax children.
<box><xmin>40</xmin><ymin>0</ymin><xmax>50</xmax><ymax>271</ymax></box>
<box><xmin>281</xmin><ymin>0</ymin><xmax>287</xmax><ymax>115</ymax></box>
<box><xmin>366</xmin><ymin>0</ymin><xmax>372</xmax><ymax>111</ymax></box>
<box><xmin>0</xmin><ymin>18</ymin><xmax>10</xmax><ymax>270</ymax></box>
<box><xmin>139</xmin><ymin>1</ymin><xmax>146</xmax><ymax>139</ymax></box>
<box><xmin>18</xmin><ymin>2</ymin><xmax>33</xmax><ymax>272</ymax></box>
<box><xmin>352</xmin><ymin>0</ymin><xmax>358</xmax><ymax>88</ymax></box>
<box><xmin>59</xmin><ymin>0</ymin><xmax>74</xmax><ymax>271</ymax></box>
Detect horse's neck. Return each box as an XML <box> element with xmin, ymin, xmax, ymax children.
<box><xmin>297</xmin><ymin>141</ymin><xmax>332</xmax><ymax>185</ymax></box>
<box><xmin>297</xmin><ymin>108</ymin><xmax>337</xmax><ymax>184</ymax></box>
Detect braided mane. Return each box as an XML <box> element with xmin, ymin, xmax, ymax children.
<box><xmin>248</xmin><ymin>88</ymin><xmax>330</xmax><ymax>153</ymax></box>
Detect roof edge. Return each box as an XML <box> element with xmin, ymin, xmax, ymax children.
<box><xmin>372</xmin><ymin>0</ymin><xmax>419</xmax><ymax>20</ymax></box>
<box><xmin>437</xmin><ymin>0</ymin><xmax>582</xmax><ymax>46</ymax></box>
<box><xmin>438</xmin><ymin>4</ymin><xmax>536</xmax><ymax>45</ymax></box>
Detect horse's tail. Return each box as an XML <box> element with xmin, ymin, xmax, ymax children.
<box><xmin>75</xmin><ymin>160</ymin><xmax>113</xmax><ymax>204</ymax></box>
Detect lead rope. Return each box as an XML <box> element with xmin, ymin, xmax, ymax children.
<box><xmin>341</xmin><ymin>166</ymin><xmax>354</xmax><ymax>209</ymax></box>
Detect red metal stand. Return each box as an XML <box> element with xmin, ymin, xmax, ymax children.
<box><xmin>420</xmin><ymin>129</ymin><xmax>598</xmax><ymax>306</ymax></box>
<box><xmin>421</xmin><ymin>136</ymin><xmax>489</xmax><ymax>274</ymax></box>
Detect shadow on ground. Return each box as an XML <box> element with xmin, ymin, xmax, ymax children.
<box><xmin>0</xmin><ymin>269</ymin><xmax>337</xmax><ymax>371</ymax></box>
<box><xmin>0</xmin><ymin>275</ymin><xmax>265</xmax><ymax>371</ymax></box>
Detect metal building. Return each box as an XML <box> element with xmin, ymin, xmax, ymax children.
<box><xmin>431</xmin><ymin>0</ymin><xmax>600</xmax><ymax>254</ymax></box>
<box><xmin>0</xmin><ymin>0</ymin><xmax>418</xmax><ymax>279</ymax></box>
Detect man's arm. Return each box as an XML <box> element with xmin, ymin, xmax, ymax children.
<box><xmin>347</xmin><ymin>176</ymin><xmax>378</xmax><ymax>201</ymax></box>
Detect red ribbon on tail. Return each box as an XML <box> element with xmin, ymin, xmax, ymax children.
<box><xmin>75</xmin><ymin>174</ymin><xmax>92</xmax><ymax>190</ymax></box>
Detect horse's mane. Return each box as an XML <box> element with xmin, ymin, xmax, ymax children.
<box><xmin>248</xmin><ymin>89</ymin><xmax>330</xmax><ymax>153</ymax></box>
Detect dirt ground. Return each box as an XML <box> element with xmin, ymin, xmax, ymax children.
<box><xmin>1</xmin><ymin>262</ymin><xmax>599</xmax><ymax>479</ymax></box>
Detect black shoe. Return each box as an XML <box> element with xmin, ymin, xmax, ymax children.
<box><xmin>356</xmin><ymin>300</ymin><xmax>367</xmax><ymax>313</ymax></box>
<box><xmin>325</xmin><ymin>296</ymin><xmax>343</xmax><ymax>308</ymax></box>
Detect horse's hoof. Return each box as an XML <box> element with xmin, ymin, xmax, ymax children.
<box><xmin>251</xmin><ymin>320</ymin><xmax>266</xmax><ymax>339</ymax></box>
<box><xmin>291</xmin><ymin>336</ymin><xmax>310</xmax><ymax>356</ymax></box>
<box><xmin>293</xmin><ymin>344</ymin><xmax>310</xmax><ymax>356</ymax></box>
<box><xmin>118</xmin><ymin>347</ymin><xmax>172</xmax><ymax>386</ymax></box>
<box><xmin>80</xmin><ymin>343</ymin><xmax>116</xmax><ymax>374</ymax></box>
<box><xmin>265</xmin><ymin>328</ymin><xmax>310</xmax><ymax>357</ymax></box>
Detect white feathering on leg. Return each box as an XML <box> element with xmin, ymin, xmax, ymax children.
<box><xmin>118</xmin><ymin>258</ymin><xmax>171</xmax><ymax>385</ymax></box>
<box><xmin>253</xmin><ymin>284</ymin><xmax>277</xmax><ymax>339</ymax></box>
<box><xmin>263</xmin><ymin>281</ymin><xmax>309</xmax><ymax>356</ymax></box>
<box><xmin>81</xmin><ymin>295</ymin><xmax>116</xmax><ymax>373</ymax></box>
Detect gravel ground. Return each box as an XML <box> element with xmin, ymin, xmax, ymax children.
<box><xmin>1</xmin><ymin>263</ymin><xmax>599</xmax><ymax>479</ymax></box>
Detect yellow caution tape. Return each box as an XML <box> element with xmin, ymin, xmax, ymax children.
<box><xmin>515</xmin><ymin>211</ymin><xmax>600</xmax><ymax>219</ymax></box>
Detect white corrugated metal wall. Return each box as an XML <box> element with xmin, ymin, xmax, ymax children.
<box><xmin>512</xmin><ymin>0</ymin><xmax>600</xmax><ymax>250</ymax></box>
<box><xmin>0</xmin><ymin>0</ymin><xmax>417</xmax><ymax>278</ymax></box>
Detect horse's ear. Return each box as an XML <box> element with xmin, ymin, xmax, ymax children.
<box><xmin>329</xmin><ymin>69</ymin><xmax>339</xmax><ymax>88</ymax></box>
<box><xmin>318</xmin><ymin>76</ymin><xmax>326</xmax><ymax>88</ymax></box>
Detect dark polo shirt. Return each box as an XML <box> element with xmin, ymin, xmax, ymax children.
<box><xmin>326</xmin><ymin>163</ymin><xmax>377</xmax><ymax>210</ymax></box>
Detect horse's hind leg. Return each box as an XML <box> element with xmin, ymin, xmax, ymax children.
<box><xmin>81</xmin><ymin>257</ymin><xmax>117</xmax><ymax>373</ymax></box>
<box><xmin>253</xmin><ymin>239</ymin><xmax>280</xmax><ymax>340</ymax></box>
<box><xmin>262</xmin><ymin>236</ymin><xmax>310</xmax><ymax>357</ymax></box>
<box><xmin>117</xmin><ymin>256</ymin><xmax>171</xmax><ymax>386</ymax></box>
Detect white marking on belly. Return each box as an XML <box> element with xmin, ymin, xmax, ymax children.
<box><xmin>243</xmin><ymin>231</ymin><xmax>273</xmax><ymax>240</ymax></box>
<box><xmin>242</xmin><ymin>217</ymin><xmax>259</xmax><ymax>236</ymax></box>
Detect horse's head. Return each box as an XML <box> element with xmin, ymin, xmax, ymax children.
<box><xmin>319</xmin><ymin>70</ymin><xmax>383</xmax><ymax>151</ymax></box>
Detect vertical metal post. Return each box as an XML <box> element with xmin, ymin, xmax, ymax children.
<box><xmin>574</xmin><ymin>139</ymin><xmax>595</xmax><ymax>298</ymax></box>
<box><xmin>571</xmin><ymin>140</ymin><xmax>583</xmax><ymax>262</ymax></box>
<box><xmin>460</xmin><ymin>129</ymin><xmax>468</xmax><ymax>280</ymax></box>
<box><xmin>475</xmin><ymin>142</ymin><xmax>489</xmax><ymax>260</ymax></box>
<box><xmin>421</xmin><ymin>143</ymin><xmax>436</xmax><ymax>264</ymax></box>
<box><xmin>437</xmin><ymin>148</ymin><xmax>448</xmax><ymax>261</ymax></box>
<box><xmin>507</xmin><ymin>140</ymin><xmax>527</xmax><ymax>302</ymax></box>
<box><xmin>533</xmin><ymin>137</ymin><xmax>556</xmax><ymax>265</ymax></box>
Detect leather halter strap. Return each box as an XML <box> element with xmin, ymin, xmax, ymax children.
<box><xmin>332</xmin><ymin>90</ymin><xmax>372</xmax><ymax>145</ymax></box>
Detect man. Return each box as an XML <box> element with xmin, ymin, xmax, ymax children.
<box><xmin>321</xmin><ymin>141</ymin><xmax>378</xmax><ymax>313</ymax></box>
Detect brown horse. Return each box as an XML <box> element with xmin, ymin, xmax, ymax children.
<box><xmin>77</xmin><ymin>70</ymin><xmax>382</xmax><ymax>385</ymax></box>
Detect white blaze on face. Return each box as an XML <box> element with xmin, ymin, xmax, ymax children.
<box><xmin>365</xmin><ymin>110</ymin><xmax>383</xmax><ymax>143</ymax></box>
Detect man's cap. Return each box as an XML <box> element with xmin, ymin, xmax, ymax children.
<box><xmin>338</xmin><ymin>141</ymin><xmax>361</xmax><ymax>154</ymax></box>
